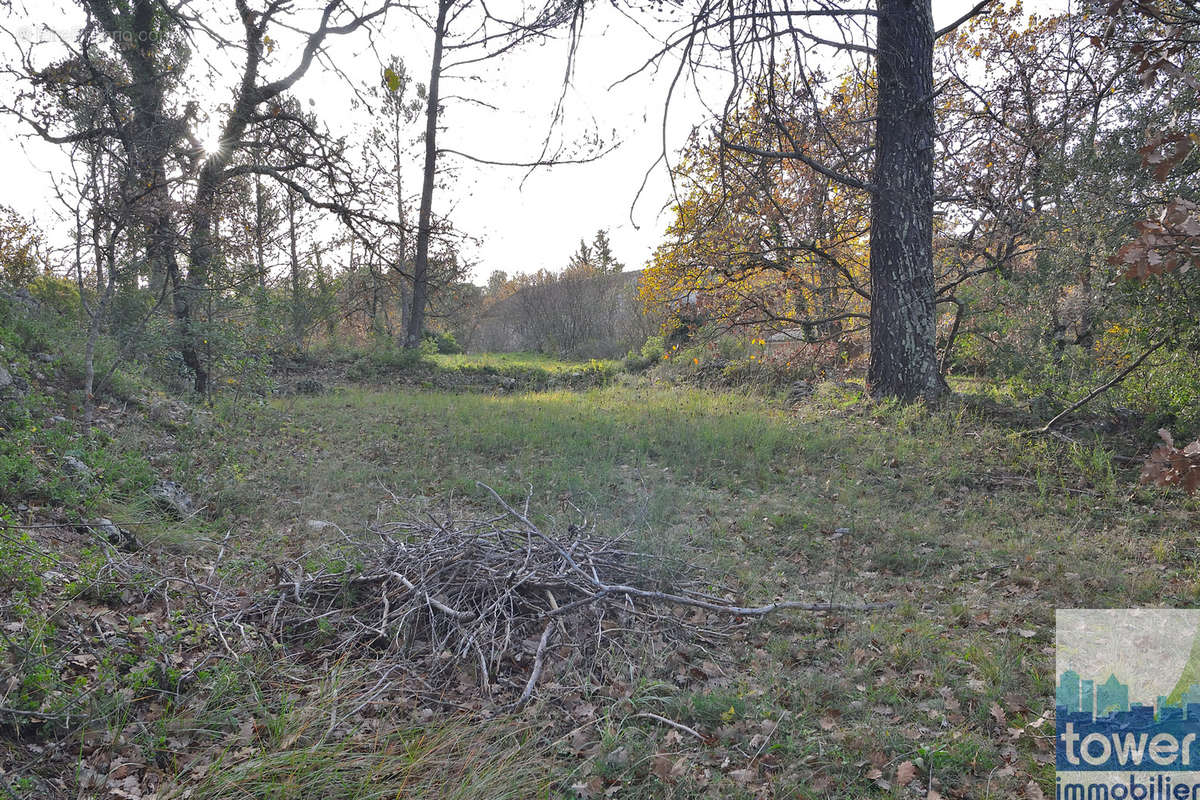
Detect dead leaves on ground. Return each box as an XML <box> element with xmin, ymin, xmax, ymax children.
<box><xmin>1141</xmin><ymin>428</ymin><xmax>1200</xmax><ymax>493</ymax></box>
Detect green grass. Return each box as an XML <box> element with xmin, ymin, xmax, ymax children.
<box><xmin>171</xmin><ymin>718</ymin><xmax>554</xmax><ymax>800</ymax></box>
<box><xmin>7</xmin><ymin>353</ymin><xmax>1191</xmax><ymax>799</ymax></box>
<box><xmin>429</xmin><ymin>350</ymin><xmax>618</xmax><ymax>373</ymax></box>
<box><xmin>161</xmin><ymin>374</ymin><xmax>1200</xmax><ymax>798</ymax></box>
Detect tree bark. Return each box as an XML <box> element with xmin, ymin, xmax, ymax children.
<box><xmin>183</xmin><ymin>166</ymin><xmax>219</xmax><ymax>395</ymax></box>
<box><xmin>288</xmin><ymin>188</ymin><xmax>304</xmax><ymax>350</ymax></box>
<box><xmin>867</xmin><ymin>0</ymin><xmax>943</xmax><ymax>402</ymax></box>
<box><xmin>405</xmin><ymin>0</ymin><xmax>450</xmax><ymax>348</ymax></box>
<box><xmin>255</xmin><ymin>174</ymin><xmax>268</xmax><ymax>288</ymax></box>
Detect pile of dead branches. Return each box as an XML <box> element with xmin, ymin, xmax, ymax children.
<box><xmin>230</xmin><ymin>484</ymin><xmax>888</xmax><ymax>707</ymax></box>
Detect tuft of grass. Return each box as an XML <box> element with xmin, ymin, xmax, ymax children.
<box><xmin>169</xmin><ymin>719</ymin><xmax>554</xmax><ymax>800</ymax></box>
<box><xmin>429</xmin><ymin>351</ymin><xmax>618</xmax><ymax>374</ymax></box>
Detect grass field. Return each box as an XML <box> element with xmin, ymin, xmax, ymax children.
<box><xmin>150</xmin><ymin>373</ymin><xmax>1198</xmax><ymax>799</ymax></box>
<box><xmin>427</xmin><ymin>350</ymin><xmax>620</xmax><ymax>374</ymax></box>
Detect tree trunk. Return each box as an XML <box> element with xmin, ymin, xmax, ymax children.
<box><xmin>404</xmin><ymin>0</ymin><xmax>449</xmax><ymax>348</ymax></box>
<box><xmin>255</xmin><ymin>174</ymin><xmax>268</xmax><ymax>288</ymax></box>
<box><xmin>182</xmin><ymin>184</ymin><xmax>215</xmax><ymax>395</ymax></box>
<box><xmin>867</xmin><ymin>0</ymin><xmax>943</xmax><ymax>402</ymax></box>
<box><xmin>288</xmin><ymin>188</ymin><xmax>304</xmax><ymax>350</ymax></box>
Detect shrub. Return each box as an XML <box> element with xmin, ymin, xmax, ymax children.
<box><xmin>346</xmin><ymin>340</ymin><xmax>434</xmax><ymax>380</ymax></box>
<box><xmin>624</xmin><ymin>334</ymin><xmax>667</xmax><ymax>373</ymax></box>
<box><xmin>433</xmin><ymin>331</ymin><xmax>462</xmax><ymax>354</ymax></box>
<box><xmin>26</xmin><ymin>274</ymin><xmax>83</xmax><ymax>318</ymax></box>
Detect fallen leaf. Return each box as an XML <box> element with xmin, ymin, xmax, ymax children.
<box><xmin>570</xmin><ymin>776</ymin><xmax>605</xmax><ymax>799</ymax></box>
<box><xmin>896</xmin><ymin>760</ymin><xmax>917</xmax><ymax>785</ymax></box>
<box><xmin>651</xmin><ymin>753</ymin><xmax>681</xmax><ymax>781</ymax></box>
<box><xmin>728</xmin><ymin>767</ymin><xmax>758</xmax><ymax>785</ymax></box>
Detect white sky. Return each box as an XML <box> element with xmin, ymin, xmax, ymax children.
<box><xmin>0</xmin><ymin>1</ymin><xmax>1055</xmax><ymax>282</ymax></box>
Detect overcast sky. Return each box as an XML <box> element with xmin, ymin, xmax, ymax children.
<box><xmin>0</xmin><ymin>0</ymin><xmax>1044</xmax><ymax>283</ymax></box>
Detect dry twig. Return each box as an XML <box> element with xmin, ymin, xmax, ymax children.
<box><xmin>226</xmin><ymin>484</ymin><xmax>892</xmax><ymax>705</ymax></box>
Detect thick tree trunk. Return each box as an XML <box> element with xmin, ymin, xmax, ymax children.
<box><xmin>867</xmin><ymin>0</ymin><xmax>943</xmax><ymax>402</ymax></box>
<box><xmin>182</xmin><ymin>158</ymin><xmax>224</xmax><ymax>395</ymax></box>
<box><xmin>404</xmin><ymin>0</ymin><xmax>449</xmax><ymax>348</ymax></box>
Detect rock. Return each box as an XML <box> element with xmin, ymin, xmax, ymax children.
<box><xmin>149</xmin><ymin>480</ymin><xmax>195</xmax><ymax>519</ymax></box>
<box><xmin>2</xmin><ymin>288</ymin><xmax>40</xmax><ymax>312</ymax></box>
<box><xmin>35</xmin><ymin>352</ymin><xmax>54</xmax><ymax>363</ymax></box>
<box><xmin>306</xmin><ymin>519</ymin><xmax>336</xmax><ymax>532</ymax></box>
<box><xmin>91</xmin><ymin>518</ymin><xmax>138</xmax><ymax>550</ymax></box>
<box><xmin>295</xmin><ymin>378</ymin><xmax>325</xmax><ymax>395</ymax></box>
<box><xmin>92</xmin><ymin>517</ymin><xmax>121</xmax><ymax>539</ymax></box>
<box><xmin>49</xmin><ymin>415</ymin><xmax>67</xmax><ymax>424</ymax></box>
<box><xmin>0</xmin><ymin>364</ymin><xmax>11</xmax><ymax>391</ymax></box>
<box><xmin>62</xmin><ymin>455</ymin><xmax>93</xmax><ymax>480</ymax></box>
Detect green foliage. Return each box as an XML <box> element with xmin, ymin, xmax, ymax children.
<box><xmin>0</xmin><ymin>404</ymin><xmax>155</xmax><ymax>514</ymax></box>
<box><xmin>0</xmin><ymin>525</ymin><xmax>51</xmax><ymax>596</ymax></box>
<box><xmin>430</xmin><ymin>330</ymin><xmax>462</xmax><ymax>354</ymax></box>
<box><xmin>1</xmin><ymin>599</ymin><xmax>61</xmax><ymax>715</ymax></box>
<box><xmin>346</xmin><ymin>340</ymin><xmax>433</xmax><ymax>379</ymax></box>
<box><xmin>624</xmin><ymin>335</ymin><xmax>665</xmax><ymax>372</ymax></box>
<box><xmin>0</xmin><ymin>297</ymin><xmax>156</xmax><ymax>517</ymax></box>
<box><xmin>0</xmin><ymin>206</ymin><xmax>43</xmax><ymax>286</ymax></box>
<box><xmin>670</xmin><ymin>689</ymin><xmax>748</xmax><ymax>728</ymax></box>
<box><xmin>26</xmin><ymin>274</ymin><xmax>83</xmax><ymax>317</ymax></box>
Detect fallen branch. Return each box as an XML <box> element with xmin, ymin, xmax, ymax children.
<box><xmin>512</xmin><ymin>622</ymin><xmax>554</xmax><ymax>710</ymax></box>
<box><xmin>1032</xmin><ymin>339</ymin><xmax>1167</xmax><ymax>434</ymax></box>
<box><xmin>228</xmin><ymin>484</ymin><xmax>891</xmax><ymax>706</ymax></box>
<box><xmin>634</xmin><ymin>711</ymin><xmax>707</xmax><ymax>742</ymax></box>
<box><xmin>479</xmin><ymin>483</ymin><xmax>892</xmax><ymax>617</ymax></box>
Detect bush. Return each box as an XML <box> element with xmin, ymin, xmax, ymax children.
<box><xmin>26</xmin><ymin>274</ymin><xmax>83</xmax><ymax>318</ymax></box>
<box><xmin>346</xmin><ymin>340</ymin><xmax>434</xmax><ymax>380</ymax></box>
<box><xmin>431</xmin><ymin>331</ymin><xmax>462</xmax><ymax>354</ymax></box>
<box><xmin>623</xmin><ymin>334</ymin><xmax>666</xmax><ymax>372</ymax></box>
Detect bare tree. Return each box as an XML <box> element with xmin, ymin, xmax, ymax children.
<box><xmin>397</xmin><ymin>0</ymin><xmax>596</xmax><ymax>348</ymax></box>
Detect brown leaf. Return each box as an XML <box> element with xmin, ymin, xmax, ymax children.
<box><xmin>896</xmin><ymin>760</ymin><xmax>917</xmax><ymax>785</ymax></box>
<box><xmin>570</xmin><ymin>777</ymin><xmax>606</xmax><ymax>799</ymax></box>
<box><xmin>728</xmin><ymin>767</ymin><xmax>758</xmax><ymax>785</ymax></box>
<box><xmin>651</xmin><ymin>754</ymin><xmax>683</xmax><ymax>781</ymax></box>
